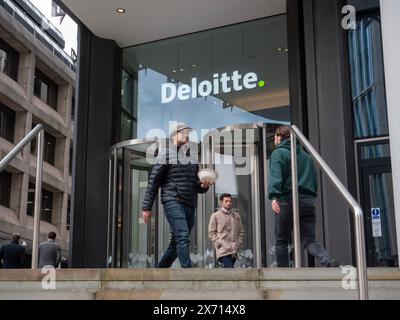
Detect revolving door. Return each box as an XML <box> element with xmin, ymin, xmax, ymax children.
<box><xmin>107</xmin><ymin>123</ymin><xmax>280</xmax><ymax>268</ymax></box>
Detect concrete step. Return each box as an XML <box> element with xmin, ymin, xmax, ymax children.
<box><xmin>0</xmin><ymin>268</ymin><xmax>399</xmax><ymax>300</ymax></box>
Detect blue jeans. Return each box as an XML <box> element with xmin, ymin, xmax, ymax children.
<box><xmin>275</xmin><ymin>198</ymin><xmax>332</xmax><ymax>267</ymax></box>
<box><xmin>218</xmin><ymin>255</ymin><xmax>236</xmax><ymax>268</ymax></box>
<box><xmin>157</xmin><ymin>201</ymin><xmax>195</xmax><ymax>268</ymax></box>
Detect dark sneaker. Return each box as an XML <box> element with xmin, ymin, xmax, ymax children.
<box><xmin>326</xmin><ymin>259</ymin><xmax>340</xmax><ymax>267</ymax></box>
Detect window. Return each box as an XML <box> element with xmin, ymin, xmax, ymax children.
<box><xmin>67</xmin><ymin>195</ymin><xmax>71</xmax><ymax>230</ymax></box>
<box><xmin>121</xmin><ymin>110</ymin><xmax>137</xmax><ymax>141</ymax></box>
<box><xmin>348</xmin><ymin>12</ymin><xmax>389</xmax><ymax>139</ymax></box>
<box><xmin>120</xmin><ymin>69</ymin><xmax>137</xmax><ymax>140</ymax></box>
<box><xmin>0</xmin><ymin>102</ymin><xmax>15</xmax><ymax>142</ymax></box>
<box><xmin>30</xmin><ymin>127</ymin><xmax>56</xmax><ymax>165</ymax></box>
<box><xmin>34</xmin><ymin>68</ymin><xmax>58</xmax><ymax>110</ymax></box>
<box><xmin>0</xmin><ymin>171</ymin><xmax>12</xmax><ymax>208</ymax></box>
<box><xmin>0</xmin><ymin>38</ymin><xmax>19</xmax><ymax>81</ymax></box>
<box><xmin>69</xmin><ymin>143</ymin><xmax>73</xmax><ymax>175</ymax></box>
<box><xmin>121</xmin><ymin>69</ymin><xmax>134</xmax><ymax>113</ymax></box>
<box><xmin>27</xmin><ymin>182</ymin><xmax>53</xmax><ymax>223</ymax></box>
<box><xmin>360</xmin><ymin>142</ymin><xmax>391</xmax><ymax>160</ymax></box>
<box><xmin>71</xmin><ymin>89</ymin><xmax>75</xmax><ymax>121</ymax></box>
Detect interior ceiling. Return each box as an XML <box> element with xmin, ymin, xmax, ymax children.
<box><xmin>62</xmin><ymin>0</ymin><xmax>286</xmax><ymax>47</ymax></box>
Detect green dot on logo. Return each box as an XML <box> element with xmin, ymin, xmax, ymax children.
<box><xmin>258</xmin><ymin>80</ymin><xmax>266</xmax><ymax>88</ymax></box>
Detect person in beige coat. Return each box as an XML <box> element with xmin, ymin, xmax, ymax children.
<box><xmin>208</xmin><ymin>193</ymin><xmax>244</xmax><ymax>268</ymax></box>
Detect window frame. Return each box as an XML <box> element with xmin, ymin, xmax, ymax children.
<box><xmin>34</xmin><ymin>68</ymin><xmax>59</xmax><ymax>110</ymax></box>
<box><xmin>0</xmin><ymin>170</ymin><xmax>12</xmax><ymax>208</ymax></box>
<box><xmin>0</xmin><ymin>38</ymin><xmax>19</xmax><ymax>81</ymax></box>
<box><xmin>0</xmin><ymin>102</ymin><xmax>16</xmax><ymax>143</ymax></box>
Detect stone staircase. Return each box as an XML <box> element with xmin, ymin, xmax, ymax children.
<box><xmin>0</xmin><ymin>268</ymin><xmax>399</xmax><ymax>300</ymax></box>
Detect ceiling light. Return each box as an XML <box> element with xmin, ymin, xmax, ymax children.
<box><xmin>116</xmin><ymin>8</ymin><xmax>126</xmax><ymax>14</ymax></box>
<box><xmin>172</xmin><ymin>69</ymin><xmax>177</xmax><ymax>73</ymax></box>
<box><xmin>276</xmin><ymin>47</ymin><xmax>288</xmax><ymax>54</ymax></box>
<box><xmin>191</xmin><ymin>64</ymin><xmax>198</xmax><ymax>68</ymax></box>
<box><xmin>179</xmin><ymin>68</ymin><xmax>184</xmax><ymax>72</ymax></box>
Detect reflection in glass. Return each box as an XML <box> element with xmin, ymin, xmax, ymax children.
<box><xmin>360</xmin><ymin>143</ymin><xmax>390</xmax><ymax>160</ymax></box>
<box><xmin>123</xmin><ymin>15</ymin><xmax>290</xmax><ymax>141</ymax></box>
<box><xmin>115</xmin><ymin>14</ymin><xmax>291</xmax><ymax>268</ymax></box>
<box><xmin>348</xmin><ymin>15</ymin><xmax>389</xmax><ymax>138</ymax></box>
<box><xmin>215</xmin><ymin>153</ymin><xmax>253</xmax><ymax>267</ymax></box>
<box><xmin>128</xmin><ymin>169</ymin><xmax>155</xmax><ymax>268</ymax></box>
<box><xmin>120</xmin><ymin>69</ymin><xmax>137</xmax><ymax>140</ymax></box>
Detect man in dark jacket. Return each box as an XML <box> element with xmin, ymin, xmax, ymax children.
<box><xmin>0</xmin><ymin>233</ymin><xmax>26</xmax><ymax>268</ymax></box>
<box><xmin>142</xmin><ymin>122</ymin><xmax>211</xmax><ymax>268</ymax></box>
<box><xmin>269</xmin><ymin>126</ymin><xmax>339</xmax><ymax>267</ymax></box>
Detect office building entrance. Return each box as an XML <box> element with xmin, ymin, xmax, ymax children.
<box><xmin>107</xmin><ymin>123</ymin><xmax>280</xmax><ymax>268</ymax></box>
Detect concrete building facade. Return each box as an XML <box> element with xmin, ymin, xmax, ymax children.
<box><xmin>0</xmin><ymin>0</ymin><xmax>76</xmax><ymax>264</ymax></box>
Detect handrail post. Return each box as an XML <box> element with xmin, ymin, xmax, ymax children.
<box><xmin>291</xmin><ymin>132</ymin><xmax>301</xmax><ymax>268</ymax></box>
<box><xmin>31</xmin><ymin>130</ymin><xmax>44</xmax><ymax>269</ymax></box>
<box><xmin>354</xmin><ymin>206</ymin><xmax>369</xmax><ymax>300</ymax></box>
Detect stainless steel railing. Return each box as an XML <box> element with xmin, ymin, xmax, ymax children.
<box><xmin>0</xmin><ymin>124</ymin><xmax>44</xmax><ymax>269</ymax></box>
<box><xmin>290</xmin><ymin>125</ymin><xmax>368</xmax><ymax>300</ymax></box>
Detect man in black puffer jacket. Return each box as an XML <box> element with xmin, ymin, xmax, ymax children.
<box><xmin>142</xmin><ymin>122</ymin><xmax>211</xmax><ymax>268</ymax></box>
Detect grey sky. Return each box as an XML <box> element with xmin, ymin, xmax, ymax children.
<box><xmin>30</xmin><ymin>0</ymin><xmax>78</xmax><ymax>57</ymax></box>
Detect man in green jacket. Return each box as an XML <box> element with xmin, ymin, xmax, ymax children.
<box><xmin>269</xmin><ymin>126</ymin><xmax>339</xmax><ymax>267</ymax></box>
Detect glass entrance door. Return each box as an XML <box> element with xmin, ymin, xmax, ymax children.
<box><xmin>361</xmin><ymin>165</ymin><xmax>398</xmax><ymax>267</ymax></box>
<box><xmin>107</xmin><ymin>123</ymin><xmax>281</xmax><ymax>268</ymax></box>
<box><xmin>357</xmin><ymin>139</ymin><xmax>398</xmax><ymax>267</ymax></box>
<box><xmin>107</xmin><ymin>139</ymin><xmax>158</xmax><ymax>268</ymax></box>
<box><xmin>199</xmin><ymin>123</ymin><xmax>280</xmax><ymax>268</ymax></box>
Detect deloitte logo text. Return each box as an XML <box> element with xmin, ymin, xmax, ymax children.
<box><xmin>161</xmin><ymin>71</ymin><xmax>265</xmax><ymax>104</ymax></box>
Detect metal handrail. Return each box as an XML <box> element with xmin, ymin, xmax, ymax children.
<box><xmin>0</xmin><ymin>124</ymin><xmax>44</xmax><ymax>269</ymax></box>
<box><xmin>290</xmin><ymin>125</ymin><xmax>368</xmax><ymax>300</ymax></box>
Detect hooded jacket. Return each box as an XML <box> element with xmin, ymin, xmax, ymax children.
<box><xmin>268</xmin><ymin>139</ymin><xmax>318</xmax><ymax>201</ymax></box>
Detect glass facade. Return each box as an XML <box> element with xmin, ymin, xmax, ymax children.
<box><xmin>110</xmin><ymin>16</ymin><xmax>290</xmax><ymax>268</ymax></box>
<box><xmin>348</xmin><ymin>5</ymin><xmax>397</xmax><ymax>267</ymax></box>
<box><xmin>123</xmin><ymin>15</ymin><xmax>290</xmax><ymax>141</ymax></box>
<box><xmin>348</xmin><ymin>12</ymin><xmax>389</xmax><ymax>139</ymax></box>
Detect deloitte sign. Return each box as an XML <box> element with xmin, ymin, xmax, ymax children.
<box><xmin>161</xmin><ymin>70</ymin><xmax>265</xmax><ymax>104</ymax></box>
